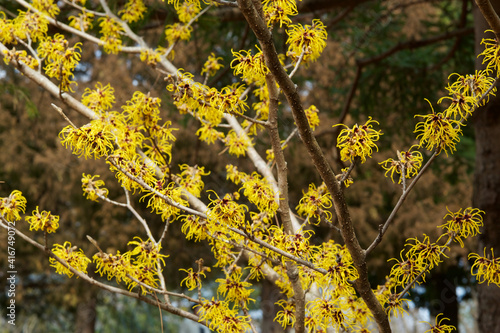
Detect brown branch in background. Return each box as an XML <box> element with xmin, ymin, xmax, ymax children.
<box><xmin>429</xmin><ymin>0</ymin><xmax>470</xmax><ymax>71</ymax></box>
<box><xmin>476</xmin><ymin>0</ymin><xmax>500</xmax><ymax>40</ymax></box>
<box><xmin>266</xmin><ymin>73</ymin><xmax>306</xmax><ymax>332</ymax></box>
<box><xmin>236</xmin><ymin>0</ymin><xmax>391</xmax><ymax>332</ymax></box>
<box><xmin>357</xmin><ymin>27</ymin><xmax>474</xmax><ymax>67</ymax></box>
<box><xmin>325</xmin><ymin>4</ymin><xmax>356</xmax><ymax>29</ymax></box>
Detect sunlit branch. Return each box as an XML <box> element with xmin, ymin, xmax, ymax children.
<box><xmin>0</xmin><ymin>42</ymin><xmax>98</xmax><ymax>120</ymax></box>
<box><xmin>288</xmin><ymin>46</ymin><xmax>306</xmax><ymax>79</ymax></box>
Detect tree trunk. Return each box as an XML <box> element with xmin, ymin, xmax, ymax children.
<box><xmin>74</xmin><ymin>286</ymin><xmax>97</xmax><ymax>333</ymax></box>
<box><xmin>261</xmin><ymin>279</ymin><xmax>287</xmax><ymax>333</ymax></box>
<box><xmin>474</xmin><ymin>3</ymin><xmax>500</xmax><ymax>333</ymax></box>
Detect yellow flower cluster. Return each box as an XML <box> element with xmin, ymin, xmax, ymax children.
<box><xmin>201</xmin><ymin>53</ymin><xmax>224</xmax><ymax>77</ymax></box>
<box><xmin>479</xmin><ymin>30</ymin><xmax>500</xmax><ymax>76</ymax></box>
<box><xmin>379</xmin><ymin>146</ymin><xmax>423</xmax><ymax>184</ymax></box>
<box><xmin>177</xmin><ymin>0</ymin><xmax>202</xmax><ymax>23</ymax></box>
<box><xmin>38</xmin><ymin>34</ymin><xmax>82</xmax><ymax>92</ymax></box>
<box><xmin>0</xmin><ymin>10</ymin><xmax>49</xmax><ymax>44</ymax></box>
<box><xmin>119</xmin><ymin>0</ymin><xmax>147</xmax><ymax>23</ymax></box>
<box><xmin>176</xmin><ymin>164</ymin><xmax>210</xmax><ymax>198</ymax></box>
<box><xmin>25</xmin><ymin>206</ymin><xmax>59</xmax><ymax>233</ymax></box>
<box><xmin>179</xmin><ymin>266</ymin><xmax>208</xmax><ymax>290</ymax></box>
<box><xmin>165</xmin><ymin>23</ymin><xmax>193</xmax><ymax>44</ymax></box>
<box><xmin>33</xmin><ymin>0</ymin><xmax>60</xmax><ymax>18</ymax></box>
<box><xmin>93</xmin><ymin>237</ymin><xmax>168</xmax><ymax>294</ymax></box>
<box><xmin>414</xmin><ymin>100</ymin><xmax>462</xmax><ymax>156</ymax></box>
<box><xmin>140</xmin><ymin>47</ymin><xmax>167</xmax><ymax>67</ymax></box>
<box><xmin>216</xmin><ymin>270</ymin><xmax>255</xmax><ymax>309</ymax></box>
<box><xmin>415</xmin><ymin>34</ymin><xmax>499</xmax><ymax>156</ymax></box>
<box><xmin>469</xmin><ymin>248</ymin><xmax>500</xmax><ymax>286</ymax></box>
<box><xmin>81</xmin><ymin>82</ymin><xmax>116</xmax><ymax>113</ymax></box>
<box><xmin>231</xmin><ymin>48</ymin><xmax>269</xmax><ymax>84</ymax></box>
<box><xmin>424</xmin><ymin>314</ymin><xmax>456</xmax><ymax>333</ymax></box>
<box><xmin>98</xmin><ymin>16</ymin><xmax>124</xmax><ymax>54</ymax></box>
<box><xmin>81</xmin><ymin>173</ymin><xmax>109</xmax><ymax>202</ymax></box>
<box><xmin>286</xmin><ymin>19</ymin><xmax>328</xmax><ymax>64</ymax></box>
<box><xmin>226</xmin><ymin>165</ymin><xmax>278</xmax><ymax>216</ymax></box>
<box><xmin>50</xmin><ymin>242</ymin><xmax>91</xmax><ymax>278</ymax></box>
<box><xmin>263</xmin><ymin>0</ymin><xmax>298</xmax><ymax>27</ymax></box>
<box><xmin>180</xmin><ymin>215</ymin><xmax>207</xmax><ymax>242</ymax></box>
<box><xmin>197</xmin><ymin>297</ymin><xmax>251</xmax><ymax>333</ymax></box>
<box><xmin>68</xmin><ymin>10</ymin><xmax>94</xmax><ymax>32</ymax></box>
<box><xmin>0</xmin><ymin>190</ymin><xmax>27</xmax><ymax>221</ymax></box>
<box><xmin>296</xmin><ymin>183</ymin><xmax>332</xmax><ymax>224</ymax></box>
<box><xmin>2</xmin><ymin>49</ymin><xmax>39</xmax><ymax>70</ymax></box>
<box><xmin>141</xmin><ymin>180</ymin><xmax>188</xmax><ymax>221</ymax></box>
<box><xmin>335</xmin><ymin>117</ymin><xmax>382</xmax><ymax>163</ymax></box>
<box><xmin>59</xmin><ymin>120</ymin><xmax>114</xmax><ymax>160</ymax></box>
<box><xmin>440</xmin><ymin>207</ymin><xmax>484</xmax><ymax>247</ymax></box>
<box><xmin>390</xmin><ymin>234</ymin><xmax>447</xmax><ymax>287</ymax></box>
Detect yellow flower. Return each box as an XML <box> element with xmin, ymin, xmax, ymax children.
<box><xmin>25</xmin><ymin>206</ymin><xmax>59</xmax><ymax>233</ymax></box>
<box><xmin>335</xmin><ymin>117</ymin><xmax>382</xmax><ymax>163</ymax></box>
<box><xmin>231</xmin><ymin>48</ymin><xmax>269</xmax><ymax>84</ymax></box>
<box><xmin>216</xmin><ymin>270</ymin><xmax>255</xmax><ymax>308</ymax></box>
<box><xmin>201</xmin><ymin>52</ymin><xmax>224</xmax><ymax>77</ymax></box>
<box><xmin>128</xmin><ymin>237</ymin><xmax>168</xmax><ymax>269</ymax></box>
<box><xmin>469</xmin><ymin>248</ymin><xmax>500</xmax><ymax>286</ymax></box>
<box><xmin>306</xmin><ymin>297</ymin><xmax>346</xmax><ymax>331</ymax></box>
<box><xmin>33</xmin><ymin>0</ymin><xmax>60</xmax><ymax>18</ymax></box>
<box><xmin>389</xmin><ymin>250</ymin><xmax>423</xmax><ymax>287</ymax></box>
<box><xmin>275</xmin><ymin>300</ymin><xmax>295</xmax><ymax>328</ymax></box>
<box><xmin>93</xmin><ymin>250</ymin><xmax>132</xmax><ymax>283</ymax></box>
<box><xmin>225</xmin><ymin>130</ymin><xmax>252</xmax><ymax>157</ymax></box>
<box><xmin>385</xmin><ymin>292</ymin><xmax>409</xmax><ymax>321</ymax></box>
<box><xmin>479</xmin><ymin>30</ymin><xmax>500</xmax><ymax>76</ymax></box>
<box><xmin>98</xmin><ymin>16</ymin><xmax>124</xmax><ymax>54</ymax></box>
<box><xmin>286</xmin><ymin>19</ymin><xmax>327</xmax><ymax>63</ymax></box>
<box><xmin>81</xmin><ymin>82</ymin><xmax>115</xmax><ymax>113</ymax></box>
<box><xmin>439</xmin><ymin>207</ymin><xmax>484</xmax><ymax>247</ymax></box>
<box><xmin>180</xmin><ymin>267</ymin><xmax>207</xmax><ymax>290</ymax></box>
<box><xmin>414</xmin><ymin>100</ymin><xmax>462</xmax><ymax>156</ymax></box>
<box><xmin>165</xmin><ymin>23</ymin><xmax>192</xmax><ymax>44</ymax></box>
<box><xmin>68</xmin><ymin>10</ymin><xmax>94</xmax><ymax>31</ymax></box>
<box><xmin>119</xmin><ymin>0</ymin><xmax>147</xmax><ymax>23</ymax></box>
<box><xmin>81</xmin><ymin>173</ymin><xmax>109</xmax><ymax>202</ymax></box>
<box><xmin>0</xmin><ymin>190</ymin><xmax>27</xmax><ymax>221</ymax></box>
<box><xmin>196</xmin><ymin>123</ymin><xmax>224</xmax><ymax>144</ymax></box>
<box><xmin>177</xmin><ymin>164</ymin><xmax>209</xmax><ymax>198</ymax></box>
<box><xmin>423</xmin><ymin>314</ymin><xmax>456</xmax><ymax>333</ymax></box>
<box><xmin>240</xmin><ymin>172</ymin><xmax>278</xmax><ymax>216</ymax></box>
<box><xmin>180</xmin><ymin>214</ymin><xmax>208</xmax><ymax>241</ymax></box>
<box><xmin>296</xmin><ymin>183</ymin><xmax>332</xmax><ymax>224</ymax></box>
<box><xmin>140</xmin><ymin>181</ymin><xmax>188</xmax><ymax>221</ymax></box>
<box><xmin>304</xmin><ymin>105</ymin><xmax>320</xmax><ymax>130</ymax></box>
<box><xmin>379</xmin><ymin>146</ymin><xmax>423</xmax><ymax>184</ymax></box>
<box><xmin>263</xmin><ymin>0</ymin><xmax>297</xmax><ymax>27</ymax></box>
<box><xmin>59</xmin><ymin>120</ymin><xmax>115</xmax><ymax>160</ymax></box>
<box><xmin>50</xmin><ymin>242</ymin><xmax>91</xmax><ymax>278</ymax></box>
<box><xmin>38</xmin><ymin>35</ymin><xmax>82</xmax><ymax>91</ymax></box>
<box><xmin>177</xmin><ymin>0</ymin><xmax>201</xmax><ymax>23</ymax></box>
<box><xmin>140</xmin><ymin>47</ymin><xmax>166</xmax><ymax>67</ymax></box>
